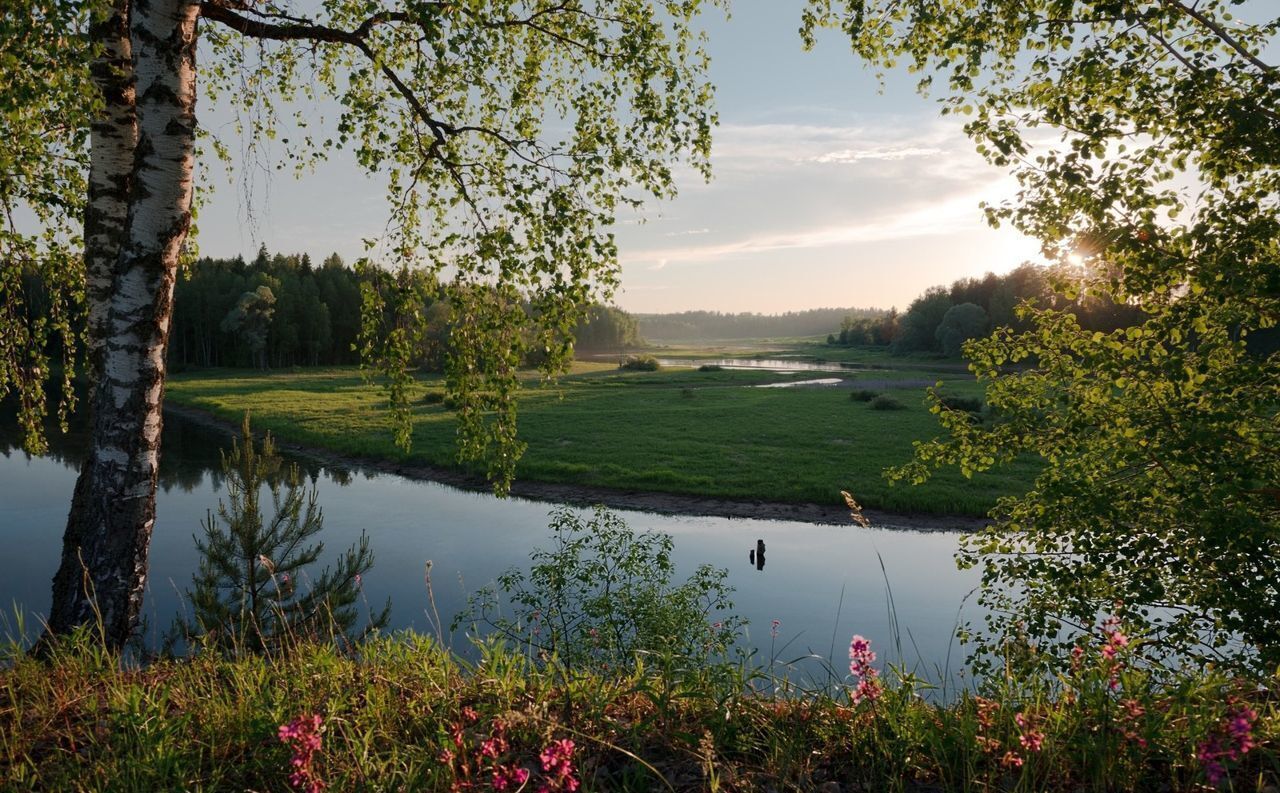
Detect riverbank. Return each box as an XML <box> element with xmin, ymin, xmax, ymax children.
<box><xmin>166</xmin><ymin>366</ymin><xmax>1037</xmax><ymax>522</ymax></box>
<box><xmin>164</xmin><ymin>402</ymin><xmax>984</xmax><ymax>531</ymax></box>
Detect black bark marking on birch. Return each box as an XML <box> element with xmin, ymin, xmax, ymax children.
<box><xmin>47</xmin><ymin>0</ymin><xmax>199</xmax><ymax>651</ymax></box>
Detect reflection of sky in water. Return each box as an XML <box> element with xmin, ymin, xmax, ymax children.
<box><xmin>0</xmin><ymin>412</ymin><xmax>981</xmax><ymax>681</ymax></box>
<box><xmin>656</xmin><ymin>358</ymin><xmax>863</xmax><ymax>373</ymax></box>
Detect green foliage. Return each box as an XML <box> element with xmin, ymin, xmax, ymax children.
<box><xmin>456</xmin><ymin>506</ymin><xmax>742</xmax><ymax>671</ymax></box>
<box><xmin>893</xmin><ymin>286</ymin><xmax>953</xmax><ymax>355</ymax></box>
<box><xmin>833</xmin><ymin>265</ymin><xmax>1144</xmax><ymax>356</ymax></box>
<box><xmin>850</xmin><ymin>388</ymin><xmax>880</xmax><ymax>402</ymax></box>
<box><xmin>869</xmin><ymin>395</ymin><xmax>905</xmax><ymax>411</ymax></box>
<box><xmin>572</xmin><ymin>304</ymin><xmax>641</xmax><ymax>352</ymax></box>
<box><xmin>173</xmin><ymin>250</ymin><xmax>363</xmax><ymax>369</ymax></box>
<box><xmin>807</xmin><ymin>0</ymin><xmax>1280</xmax><ymax>673</ymax></box>
<box><xmin>196</xmin><ymin>0</ymin><xmax>726</xmax><ymax>492</ymax></box>
<box><xmin>219</xmin><ymin>286</ymin><xmax>276</xmax><ymax>370</ymax></box>
<box><xmin>935</xmin><ymin>302</ymin><xmax>989</xmax><ymax>358</ymax></box>
<box><xmin>182</xmin><ymin>415</ymin><xmax>388</xmax><ymax>654</ymax></box>
<box><xmin>937</xmin><ymin>395</ymin><xmax>984</xmax><ymax>415</ymax></box>
<box><xmin>0</xmin><ymin>2</ymin><xmax>94</xmax><ymax>453</ymax></box>
<box><xmin>697</xmin><ymin>363</ymin><xmax>724</xmax><ymax>372</ymax></box>
<box><xmin>619</xmin><ymin>354</ymin><xmax>661</xmax><ymax>371</ymax></box>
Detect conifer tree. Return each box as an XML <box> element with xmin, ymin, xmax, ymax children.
<box><xmin>185</xmin><ymin>416</ymin><xmax>388</xmax><ymax>653</ymax></box>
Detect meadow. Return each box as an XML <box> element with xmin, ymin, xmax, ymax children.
<box><xmin>166</xmin><ymin>355</ymin><xmax>1037</xmax><ymax>517</ymax></box>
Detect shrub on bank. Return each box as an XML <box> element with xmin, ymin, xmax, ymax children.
<box><xmin>850</xmin><ymin>389</ymin><xmax>880</xmax><ymax>402</ymax></box>
<box><xmin>869</xmin><ymin>394</ymin><xmax>905</xmax><ymax>410</ymax></box>
<box><xmin>619</xmin><ymin>355</ymin><xmax>660</xmax><ymax>371</ymax></box>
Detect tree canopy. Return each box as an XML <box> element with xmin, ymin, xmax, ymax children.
<box><xmin>4</xmin><ymin>0</ymin><xmax>726</xmax><ymax>648</ymax></box>
<box><xmin>807</xmin><ymin>0</ymin><xmax>1280</xmax><ymax>673</ymax></box>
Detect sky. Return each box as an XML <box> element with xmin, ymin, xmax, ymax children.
<box><xmin>194</xmin><ymin>2</ymin><xmax>1043</xmax><ymax>314</ymax></box>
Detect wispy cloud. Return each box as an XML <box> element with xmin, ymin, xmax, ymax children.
<box><xmin>624</xmin><ymin>179</ymin><xmax>1011</xmax><ymax>270</ymax></box>
<box><xmin>809</xmin><ymin>145</ymin><xmax>943</xmax><ymax>164</ymax></box>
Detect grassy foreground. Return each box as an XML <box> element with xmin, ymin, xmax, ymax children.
<box><xmin>166</xmin><ymin>365</ymin><xmax>1037</xmax><ymax>516</ymax></box>
<box><xmin>2</xmin><ymin>632</ymin><xmax>1276</xmax><ymax>791</ymax></box>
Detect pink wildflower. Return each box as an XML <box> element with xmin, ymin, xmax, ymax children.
<box><xmin>492</xmin><ymin>764</ymin><xmax>530</xmax><ymax>791</ymax></box>
<box><xmin>539</xmin><ymin>739</ymin><xmax>578</xmax><ymax>793</ymax></box>
<box><xmin>848</xmin><ymin>635</ymin><xmax>876</xmax><ymax>668</ymax></box>
<box><xmin>847</xmin><ymin>634</ymin><xmax>882</xmax><ymax>704</ymax></box>
<box><xmin>1015</xmin><ymin>712</ymin><xmax>1044</xmax><ymax>753</ymax></box>
<box><xmin>771</xmin><ymin>619</ymin><xmax>781</xmax><ymax>639</ymax></box>
<box><xmin>278</xmin><ymin>714</ymin><xmax>325</xmax><ymax>793</ymax></box>
<box><xmin>1199</xmin><ymin>737</ymin><xmax>1227</xmax><ymax>786</ymax></box>
<box><xmin>1119</xmin><ymin>699</ymin><xmax>1148</xmax><ymax>749</ymax></box>
<box><xmin>480</xmin><ymin>735</ymin><xmax>508</xmax><ymax>758</ymax></box>
<box><xmin>461</xmin><ymin>706</ymin><xmax>479</xmax><ymax>723</ymax></box>
<box><xmin>1197</xmin><ymin>706</ymin><xmax>1259</xmax><ymax>786</ymax></box>
<box><xmin>851</xmin><ymin>676</ymin><xmax>882</xmax><ymax>705</ymax></box>
<box><xmin>1227</xmin><ymin>707</ymin><xmax>1258</xmax><ymax>755</ymax></box>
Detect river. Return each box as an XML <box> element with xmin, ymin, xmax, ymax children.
<box><xmin>0</xmin><ymin>409</ymin><xmax>980</xmax><ymax>679</ymax></box>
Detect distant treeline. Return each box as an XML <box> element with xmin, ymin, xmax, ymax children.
<box><xmin>636</xmin><ymin>308</ymin><xmax>881</xmax><ymax>342</ymax></box>
<box><xmin>171</xmin><ymin>248</ymin><xmax>362</xmax><ymax>368</ymax></box>
<box><xmin>168</xmin><ymin>247</ymin><xmax>639</xmax><ymax>371</ymax></box>
<box><xmin>829</xmin><ymin>264</ymin><xmax>1147</xmax><ymax>356</ymax></box>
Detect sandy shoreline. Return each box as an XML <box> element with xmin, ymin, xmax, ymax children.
<box><xmin>164</xmin><ymin>403</ymin><xmax>988</xmax><ymax>532</ymax></box>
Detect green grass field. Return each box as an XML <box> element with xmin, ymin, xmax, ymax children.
<box><xmin>167</xmin><ymin>362</ymin><xmax>1038</xmax><ymax>516</ymax></box>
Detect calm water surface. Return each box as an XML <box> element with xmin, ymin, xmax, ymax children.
<box><xmin>0</xmin><ymin>410</ymin><xmax>980</xmax><ymax>675</ymax></box>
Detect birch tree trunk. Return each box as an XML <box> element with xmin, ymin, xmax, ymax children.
<box><xmin>47</xmin><ymin>0</ymin><xmax>199</xmax><ymax>649</ymax></box>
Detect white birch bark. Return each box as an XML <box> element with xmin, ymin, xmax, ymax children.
<box><xmin>48</xmin><ymin>0</ymin><xmax>199</xmax><ymax>648</ymax></box>
<box><xmin>83</xmin><ymin>0</ymin><xmax>137</xmax><ymax>378</ymax></box>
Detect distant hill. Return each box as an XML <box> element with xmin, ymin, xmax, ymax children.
<box><xmin>635</xmin><ymin>308</ymin><xmax>883</xmax><ymax>342</ymax></box>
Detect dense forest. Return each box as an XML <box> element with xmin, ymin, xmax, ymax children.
<box><xmin>828</xmin><ymin>263</ymin><xmax>1148</xmax><ymax>356</ymax></box>
<box><xmin>636</xmin><ymin>307</ymin><xmax>881</xmax><ymax>341</ymax></box>
<box><xmin>166</xmin><ymin>248</ymin><xmax>640</xmax><ymax>371</ymax></box>
<box><xmin>171</xmin><ymin>248</ymin><xmax>362</xmax><ymax>369</ymax></box>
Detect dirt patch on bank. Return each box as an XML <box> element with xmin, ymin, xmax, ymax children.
<box><xmin>165</xmin><ymin>403</ymin><xmax>988</xmax><ymax>532</ymax></box>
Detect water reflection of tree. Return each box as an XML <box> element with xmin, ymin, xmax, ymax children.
<box><xmin>1</xmin><ymin>402</ymin><xmax>356</xmax><ymax>492</ymax></box>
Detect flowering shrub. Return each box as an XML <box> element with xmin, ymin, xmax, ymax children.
<box><xmin>278</xmin><ymin>714</ymin><xmax>325</xmax><ymax>793</ymax></box>
<box><xmin>429</xmin><ymin>704</ymin><xmax>586</xmax><ymax>792</ymax></box>
<box><xmin>538</xmin><ymin>739</ymin><xmax>578</xmax><ymax>793</ymax></box>
<box><xmin>1198</xmin><ymin>706</ymin><xmax>1259</xmax><ymax>787</ymax></box>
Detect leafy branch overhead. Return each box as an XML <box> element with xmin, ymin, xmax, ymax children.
<box><xmin>198</xmin><ymin>0</ymin><xmax>724</xmax><ymax>489</ymax></box>
<box><xmin>3</xmin><ymin>0</ymin><xmax>724</xmax><ymax>648</ymax></box>
<box><xmin>807</xmin><ymin>0</ymin><xmax>1280</xmax><ymax>673</ymax></box>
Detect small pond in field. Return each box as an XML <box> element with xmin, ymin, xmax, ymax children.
<box><xmin>655</xmin><ymin>357</ymin><xmax>864</xmax><ymax>373</ymax></box>
<box><xmin>754</xmin><ymin>378</ymin><xmax>844</xmax><ymax>388</ymax></box>
<box><xmin>0</xmin><ymin>408</ymin><xmax>981</xmax><ymax>680</ymax></box>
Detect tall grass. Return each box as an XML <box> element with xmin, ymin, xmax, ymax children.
<box><xmin>3</xmin><ymin>624</ymin><xmax>1276</xmax><ymax>791</ymax></box>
